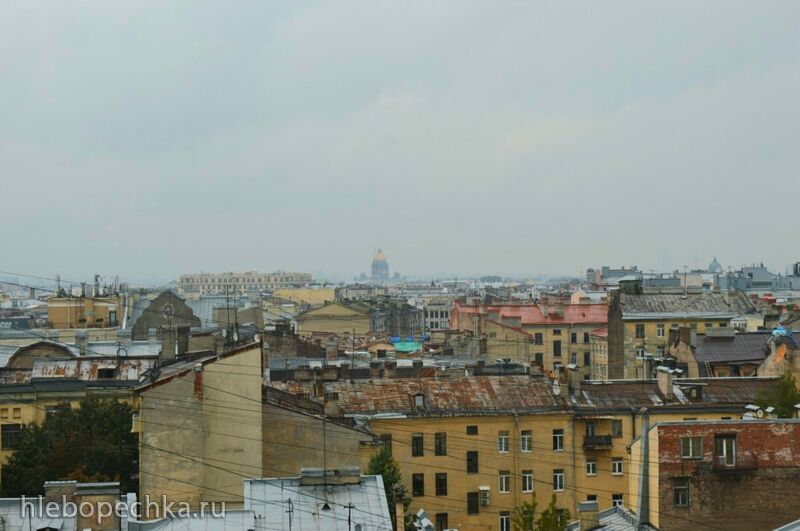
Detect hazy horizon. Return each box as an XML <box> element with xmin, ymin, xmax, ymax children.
<box><xmin>2</xmin><ymin>1</ymin><xmax>798</xmax><ymax>281</ymax></box>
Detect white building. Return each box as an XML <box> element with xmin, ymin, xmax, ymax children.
<box><xmin>177</xmin><ymin>271</ymin><xmax>312</xmax><ymax>296</ymax></box>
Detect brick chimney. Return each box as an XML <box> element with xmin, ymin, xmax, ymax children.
<box><xmin>577</xmin><ymin>500</ymin><xmax>600</xmax><ymax>531</ymax></box>
<box><xmin>160</xmin><ymin>326</ymin><xmax>177</xmax><ymax>365</ymax></box>
<box><xmin>193</xmin><ymin>363</ymin><xmax>203</xmax><ymax>400</ymax></box>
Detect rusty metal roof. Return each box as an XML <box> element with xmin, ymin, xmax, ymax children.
<box><xmin>323</xmin><ymin>376</ymin><xmax>568</xmax><ymax>415</ymax></box>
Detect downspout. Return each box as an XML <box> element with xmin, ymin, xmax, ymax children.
<box><xmin>570</xmin><ymin>415</ymin><xmax>577</xmax><ymax>514</ymax></box>
<box><xmin>636</xmin><ymin>410</ymin><xmax>650</xmax><ymax>529</ymax></box>
<box><xmin>513</xmin><ymin>412</ymin><xmax>520</xmax><ymax>508</ymax></box>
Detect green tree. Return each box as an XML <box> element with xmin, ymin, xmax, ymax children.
<box><xmin>367</xmin><ymin>445</ymin><xmax>411</xmax><ymax>531</ymax></box>
<box><xmin>536</xmin><ymin>494</ymin><xmax>571</xmax><ymax>531</ymax></box>
<box><xmin>1</xmin><ymin>396</ymin><xmax>138</xmax><ymax>496</ymax></box>
<box><xmin>757</xmin><ymin>371</ymin><xmax>800</xmax><ymax>418</ymax></box>
<box><xmin>512</xmin><ymin>491</ymin><xmax>538</xmax><ymax>531</ymax></box>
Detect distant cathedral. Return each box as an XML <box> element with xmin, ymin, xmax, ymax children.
<box><xmin>371</xmin><ymin>249</ymin><xmax>389</xmax><ymax>283</ymax></box>
<box><xmin>708</xmin><ymin>256</ymin><xmax>723</xmax><ymax>274</ymax></box>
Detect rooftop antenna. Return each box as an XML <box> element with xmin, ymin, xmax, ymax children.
<box><xmin>682</xmin><ymin>266</ymin><xmax>688</xmax><ymax>298</ymax></box>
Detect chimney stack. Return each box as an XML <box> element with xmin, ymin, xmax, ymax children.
<box><xmin>657</xmin><ymin>366</ymin><xmax>674</xmax><ymax>400</ymax></box>
<box><xmin>193</xmin><ymin>363</ymin><xmax>203</xmax><ymax>400</ymax></box>
<box><xmin>160</xmin><ymin>326</ymin><xmax>177</xmax><ymax>364</ymax></box>
<box><xmin>577</xmin><ymin>500</ymin><xmax>600</xmax><ymax>531</ymax></box>
<box><xmin>324</xmin><ymin>392</ymin><xmax>341</xmax><ymax>417</ymax></box>
<box><xmin>75</xmin><ymin>330</ymin><xmax>89</xmax><ymax>356</ymax></box>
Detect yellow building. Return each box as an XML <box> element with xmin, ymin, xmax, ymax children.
<box><xmin>607</xmin><ymin>287</ymin><xmax>761</xmax><ymax>379</ymax></box>
<box><xmin>136</xmin><ymin>342</ymin><xmax>370</xmax><ymax>510</ymax></box>
<box><xmin>47</xmin><ymin>295</ymin><xmax>122</xmax><ymax>329</ymax></box>
<box><xmin>274</xmin><ymin>286</ymin><xmax>336</xmax><ymax>306</ymax></box>
<box><xmin>295</xmin><ymin>302</ymin><xmax>371</xmax><ymax>337</ymax></box>
<box><xmin>311</xmin><ymin>371</ymin><xmax>776</xmax><ymax>529</ymax></box>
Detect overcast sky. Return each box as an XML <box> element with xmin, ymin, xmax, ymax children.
<box><xmin>1</xmin><ymin>1</ymin><xmax>798</xmax><ymax>282</ymax></box>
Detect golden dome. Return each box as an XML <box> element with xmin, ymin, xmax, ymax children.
<box><xmin>373</xmin><ymin>249</ymin><xmax>387</xmax><ymax>262</ymax></box>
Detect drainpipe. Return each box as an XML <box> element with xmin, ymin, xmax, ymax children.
<box><xmin>513</xmin><ymin>412</ymin><xmax>520</xmax><ymax>508</ymax></box>
<box><xmin>636</xmin><ymin>410</ymin><xmax>650</xmax><ymax>529</ymax></box>
<box><xmin>569</xmin><ymin>415</ymin><xmax>577</xmax><ymax>515</ymax></box>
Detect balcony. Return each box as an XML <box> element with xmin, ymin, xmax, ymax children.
<box><xmin>711</xmin><ymin>454</ymin><xmax>759</xmax><ymax>471</ymax></box>
<box><xmin>583</xmin><ymin>434</ymin><xmax>613</xmax><ymax>450</ymax></box>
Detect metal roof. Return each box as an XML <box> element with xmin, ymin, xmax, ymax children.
<box><xmin>244</xmin><ymin>475</ymin><xmax>392</xmax><ymax>531</ymax></box>
<box><xmin>620</xmin><ymin>291</ymin><xmax>756</xmax><ymax>319</ymax></box>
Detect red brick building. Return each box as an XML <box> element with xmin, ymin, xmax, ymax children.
<box><xmin>635</xmin><ymin>420</ymin><xmax>800</xmax><ymax>530</ymax></box>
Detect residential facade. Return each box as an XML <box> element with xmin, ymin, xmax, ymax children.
<box><xmin>47</xmin><ymin>295</ymin><xmax>122</xmax><ymax>329</ymax></box>
<box><xmin>177</xmin><ymin>271</ymin><xmax>312</xmax><ymax>297</ymax></box>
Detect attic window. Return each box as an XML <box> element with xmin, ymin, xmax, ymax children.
<box><xmin>414</xmin><ymin>393</ymin><xmax>426</xmax><ymax>409</ymax></box>
<box><xmin>97</xmin><ymin>368</ymin><xmax>115</xmax><ymax>379</ymax></box>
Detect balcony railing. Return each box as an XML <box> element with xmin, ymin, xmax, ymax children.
<box><xmin>583</xmin><ymin>434</ymin><xmax>613</xmax><ymax>449</ymax></box>
<box><xmin>712</xmin><ymin>454</ymin><xmax>758</xmax><ymax>470</ymax></box>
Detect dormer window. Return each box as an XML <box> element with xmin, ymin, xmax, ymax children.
<box><xmin>414</xmin><ymin>393</ymin><xmax>426</xmax><ymax>409</ymax></box>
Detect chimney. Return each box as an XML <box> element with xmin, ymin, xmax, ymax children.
<box><xmin>214</xmin><ymin>333</ymin><xmax>226</xmax><ymax>355</ymax></box>
<box><xmin>369</xmin><ymin>360</ymin><xmax>383</xmax><ymax>379</ymax></box>
<box><xmin>29</xmin><ymin>287</ymin><xmax>35</xmax><ymax>299</ymax></box>
<box><xmin>193</xmin><ymin>363</ymin><xmax>203</xmax><ymax>400</ymax></box>
<box><xmin>577</xmin><ymin>500</ymin><xmax>600</xmax><ymax>531</ymax></box>
<box><xmin>176</xmin><ymin>326</ymin><xmax>190</xmax><ymax>357</ymax></box>
<box><xmin>679</xmin><ymin>326</ymin><xmax>692</xmax><ymax>346</ymax></box>
<box><xmin>160</xmin><ymin>326</ymin><xmax>177</xmax><ymax>364</ymax></box>
<box><xmin>324</xmin><ymin>392</ymin><xmax>341</xmax><ymax>417</ymax></box>
<box><xmin>412</xmin><ymin>359</ymin><xmax>423</xmax><ymax>375</ymax></box>
<box><xmin>657</xmin><ymin>366</ymin><xmax>674</xmax><ymax>400</ymax></box>
<box><xmin>75</xmin><ymin>330</ymin><xmax>89</xmax><ymax>356</ymax></box>
<box><xmin>568</xmin><ymin>364</ymin><xmax>582</xmax><ymax>392</ymax></box>
<box><xmin>385</xmin><ymin>360</ymin><xmax>397</xmax><ymax>378</ymax></box>
<box><xmin>393</xmin><ymin>484</ymin><xmax>405</xmax><ymax>531</ymax></box>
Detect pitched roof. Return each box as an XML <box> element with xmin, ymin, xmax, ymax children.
<box><xmin>693</xmin><ymin>333</ymin><xmax>772</xmax><ymax>364</ymax></box>
<box><xmin>455</xmin><ymin>302</ymin><xmax>608</xmax><ymax>325</ymax></box>
<box><xmin>324</xmin><ymin>376</ymin><xmax>567</xmax><ymax>415</ymax></box>
<box><xmin>619</xmin><ymin>290</ymin><xmax>756</xmax><ymax>319</ymax></box>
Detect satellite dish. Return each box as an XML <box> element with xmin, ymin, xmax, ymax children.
<box><xmin>221</xmin><ymin>329</ymin><xmax>227</xmax><ymax>338</ymax></box>
<box><xmin>253</xmin><ymin>333</ymin><xmax>260</xmax><ymax>343</ymax></box>
<box><xmin>233</xmin><ymin>331</ymin><xmax>239</xmax><ymax>342</ymax></box>
<box><xmin>116</xmin><ymin>347</ymin><xmax>128</xmax><ymax>358</ymax></box>
<box><xmin>552</xmin><ymin>380</ymin><xmax>561</xmax><ymax>396</ymax></box>
<box><xmin>756</xmin><ymin>408</ymin><xmax>765</xmax><ymax>419</ymax></box>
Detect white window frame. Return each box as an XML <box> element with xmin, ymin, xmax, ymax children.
<box><xmin>680</xmin><ymin>436</ymin><xmax>702</xmax><ymax>459</ymax></box>
<box><xmin>553</xmin><ymin>469</ymin><xmax>565</xmax><ymax>492</ymax></box>
<box><xmin>499</xmin><ymin>513</ymin><xmax>511</xmax><ymax>531</ymax></box>
<box><xmin>497</xmin><ymin>431</ymin><xmax>510</xmax><ymax>453</ymax></box>
<box><xmin>612</xmin><ymin>494</ymin><xmax>623</xmax><ymax>507</ymax></box>
<box><xmin>521</xmin><ymin>430</ymin><xmax>533</xmax><ymax>452</ymax></box>
<box><xmin>657</xmin><ymin>324</ymin><xmax>665</xmax><ymax>337</ymax></box>
<box><xmin>586</xmin><ymin>460</ymin><xmax>597</xmax><ymax>476</ymax></box>
<box><xmin>521</xmin><ymin>470</ymin><xmax>533</xmax><ymax>493</ymax></box>
<box><xmin>499</xmin><ymin>471</ymin><xmax>511</xmax><ymax>493</ymax></box>
<box><xmin>553</xmin><ymin>429</ymin><xmax>564</xmax><ymax>451</ymax></box>
<box><xmin>612</xmin><ymin>457</ymin><xmax>623</xmax><ymax>475</ymax></box>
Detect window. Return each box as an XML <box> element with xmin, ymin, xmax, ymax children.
<box><xmin>553</xmin><ymin>469</ymin><xmax>565</xmax><ymax>492</ymax></box>
<box><xmin>583</xmin><ymin>351</ymin><xmax>590</xmax><ymax>366</ymax></box>
<box><xmin>521</xmin><ymin>430</ymin><xmax>533</xmax><ymax>452</ymax></box>
<box><xmin>534</xmin><ymin>333</ymin><xmax>543</xmax><ymax>345</ymax></box>
<box><xmin>435</xmin><ymin>513</ymin><xmax>448</xmax><ymax>530</ymax></box>
<box><xmin>586</xmin><ymin>460</ymin><xmax>597</xmax><ymax>476</ymax></box>
<box><xmin>414</xmin><ymin>394</ymin><xmax>426</xmax><ymax>409</ymax></box>
<box><xmin>1</xmin><ymin>424</ymin><xmax>22</xmax><ymax>450</ymax></box>
<box><xmin>611</xmin><ymin>419</ymin><xmax>623</xmax><ymax>437</ymax></box>
<box><xmin>705</xmin><ymin>322</ymin><xmax>714</xmax><ymax>330</ymax></box>
<box><xmin>714</xmin><ymin>435</ymin><xmax>736</xmax><ymax>466</ymax></box>
<box><xmin>673</xmin><ymin>477</ymin><xmax>689</xmax><ymax>507</ymax></box>
<box><xmin>570</xmin><ymin>352</ymin><xmax>577</xmax><ymax>365</ymax></box>
<box><xmin>435</xmin><ymin>432</ymin><xmax>447</xmax><ymax>456</ymax></box>
<box><xmin>466</xmin><ymin>425</ymin><xmax>478</xmax><ymax>435</ymax></box>
<box><xmin>553</xmin><ymin>341</ymin><xmax>562</xmax><ymax>357</ymax></box>
<box><xmin>635</xmin><ymin>347</ymin><xmax>645</xmax><ymax>358</ymax></box>
<box><xmin>680</xmin><ymin>436</ymin><xmax>702</xmax><ymax>459</ymax></box>
<box><xmin>535</xmin><ymin>352</ymin><xmax>543</xmax><ymax>365</ymax></box>
<box><xmin>657</xmin><ymin>346</ymin><xmax>665</xmax><ymax>356</ymax></box>
<box><xmin>435</xmin><ymin>473</ymin><xmax>448</xmax><ymax>496</ymax></box>
<box><xmin>467</xmin><ymin>451</ymin><xmax>479</xmax><ymax>474</ymax></box>
<box><xmin>0</xmin><ymin>408</ymin><xmax>7</xmax><ymax>419</ymax></box>
<box><xmin>497</xmin><ymin>431</ymin><xmax>509</xmax><ymax>453</ymax></box>
<box><xmin>489</xmin><ymin>332</ymin><xmax>497</xmax><ymax>338</ymax></box>
<box><xmin>612</xmin><ymin>494</ymin><xmax>623</xmax><ymax>507</ymax></box>
<box><xmin>583</xmin><ymin>332</ymin><xmax>590</xmax><ymax>344</ymax></box>
<box><xmin>635</xmin><ymin>324</ymin><xmax>645</xmax><ymax>338</ymax></box>
<box><xmin>97</xmin><ymin>368</ymin><xmax>115</xmax><ymax>379</ymax></box>
<box><xmin>571</xmin><ymin>332</ymin><xmax>577</xmax><ymax>344</ymax></box>
<box><xmin>587</xmin><ymin>495</ymin><xmax>597</xmax><ymax>502</ymax></box>
<box><xmin>499</xmin><ymin>512</ymin><xmax>511</xmax><ymax>531</ymax></box>
<box><xmin>498</xmin><ymin>470</ymin><xmax>511</xmax><ymax>493</ymax></box>
<box><xmin>412</xmin><ymin>433</ymin><xmax>424</xmax><ymax>456</ymax></box>
<box><xmin>552</xmin><ymin>429</ymin><xmax>564</xmax><ymax>451</ymax></box>
<box><xmin>612</xmin><ymin>457</ymin><xmax>623</xmax><ymax>475</ymax></box>
<box><xmin>467</xmin><ymin>492</ymin><xmax>479</xmax><ymax>515</ymax></box>
<box><xmin>412</xmin><ymin>473</ymin><xmax>425</xmax><ymax>497</ymax></box>
<box><xmin>585</xmin><ymin>421</ymin><xmax>596</xmax><ymax>437</ymax></box>
<box><xmin>553</xmin><ymin>329</ymin><xmax>562</xmax><ymax>336</ymax></box>
<box><xmin>657</xmin><ymin>324</ymin><xmax>665</xmax><ymax>337</ymax></box>
<box><xmin>522</xmin><ymin>470</ymin><xmax>533</xmax><ymax>492</ymax></box>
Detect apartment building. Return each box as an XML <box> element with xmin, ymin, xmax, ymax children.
<box><xmin>607</xmin><ymin>285</ymin><xmax>760</xmax><ymax>379</ymax></box>
<box><xmin>304</xmin><ymin>370</ymin><xmax>775</xmax><ymax>530</ymax></box>
<box><xmin>177</xmin><ymin>271</ymin><xmax>312</xmax><ymax>296</ymax></box>
<box><xmin>47</xmin><ymin>295</ymin><xmax>122</xmax><ymax>329</ymax></box>
<box><xmin>629</xmin><ymin>419</ymin><xmax>800</xmax><ymax>530</ymax></box>
<box><xmin>450</xmin><ymin>300</ymin><xmax>607</xmax><ymax>377</ymax></box>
